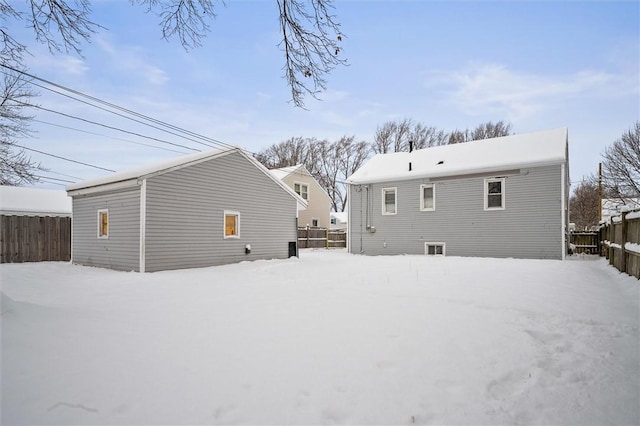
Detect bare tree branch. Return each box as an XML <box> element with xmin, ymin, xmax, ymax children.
<box><xmin>0</xmin><ymin>68</ymin><xmax>46</xmax><ymax>185</ymax></box>
<box><xmin>277</xmin><ymin>0</ymin><xmax>346</xmax><ymax>108</ymax></box>
<box><xmin>601</xmin><ymin>122</ymin><xmax>640</xmax><ymax>198</ymax></box>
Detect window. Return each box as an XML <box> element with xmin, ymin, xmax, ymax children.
<box><xmin>97</xmin><ymin>209</ymin><xmax>109</xmax><ymax>239</ymax></box>
<box><xmin>312</xmin><ymin>218</ymin><xmax>319</xmax><ymax>227</ymax></box>
<box><xmin>420</xmin><ymin>184</ymin><xmax>435</xmax><ymax>211</ymax></box>
<box><xmin>294</xmin><ymin>183</ymin><xmax>308</xmax><ymax>200</ymax></box>
<box><xmin>224</xmin><ymin>211</ymin><xmax>240</xmax><ymax>238</ymax></box>
<box><xmin>425</xmin><ymin>242</ymin><xmax>445</xmax><ymax>256</ymax></box>
<box><xmin>382</xmin><ymin>187</ymin><xmax>397</xmax><ymax>215</ymax></box>
<box><xmin>485</xmin><ymin>178</ymin><xmax>505</xmax><ymax>210</ymax></box>
<box><xmin>331</xmin><ymin>218</ymin><xmax>337</xmax><ymax>225</ymax></box>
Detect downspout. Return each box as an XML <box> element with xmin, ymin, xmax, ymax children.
<box><xmin>561</xmin><ymin>163</ymin><xmax>566</xmax><ymax>260</ymax></box>
<box><xmin>139</xmin><ymin>178</ymin><xmax>147</xmax><ymax>273</ymax></box>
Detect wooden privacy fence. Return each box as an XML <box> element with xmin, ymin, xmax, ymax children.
<box><xmin>569</xmin><ymin>232</ymin><xmax>600</xmax><ymax>254</ymax></box>
<box><xmin>298</xmin><ymin>227</ymin><xmax>346</xmax><ymax>249</ymax></box>
<box><xmin>0</xmin><ymin>215</ymin><xmax>71</xmax><ymax>263</ymax></box>
<box><xmin>600</xmin><ymin>209</ymin><xmax>640</xmax><ymax>279</ymax></box>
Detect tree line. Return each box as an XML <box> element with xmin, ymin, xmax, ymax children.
<box><xmin>255</xmin><ymin>120</ymin><xmax>513</xmax><ymax>212</ymax></box>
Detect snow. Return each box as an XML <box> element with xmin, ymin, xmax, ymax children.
<box><xmin>347</xmin><ymin>128</ymin><xmax>568</xmax><ymax>184</ymax></box>
<box><xmin>625</xmin><ymin>242</ymin><xmax>640</xmax><ymax>254</ymax></box>
<box><xmin>0</xmin><ymin>185</ymin><xmax>72</xmax><ymax>216</ymax></box>
<box><xmin>1</xmin><ymin>250</ymin><xmax>638</xmax><ymax>425</ymax></box>
<box><xmin>270</xmin><ymin>164</ymin><xmax>304</xmax><ymax>181</ymax></box>
<box><xmin>627</xmin><ymin>211</ymin><xmax>640</xmax><ymax>220</ymax></box>
<box><xmin>66</xmin><ymin>146</ymin><xmax>231</xmax><ymax>191</ymax></box>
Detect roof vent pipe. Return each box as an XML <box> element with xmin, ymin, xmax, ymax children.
<box><xmin>409</xmin><ymin>141</ymin><xmax>414</xmax><ymax>152</ymax></box>
<box><xmin>409</xmin><ymin>162</ymin><xmax>412</xmax><ymax>171</ymax></box>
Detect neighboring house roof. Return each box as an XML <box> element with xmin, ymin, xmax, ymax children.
<box><xmin>330</xmin><ymin>211</ymin><xmax>348</xmax><ymax>223</ymax></box>
<box><xmin>270</xmin><ymin>164</ymin><xmax>332</xmax><ymax>201</ymax></box>
<box><xmin>347</xmin><ymin>127</ymin><xmax>568</xmax><ymax>184</ymax></box>
<box><xmin>66</xmin><ymin>147</ymin><xmax>308</xmax><ymax>210</ymax></box>
<box><xmin>0</xmin><ymin>186</ymin><xmax>72</xmax><ymax>216</ymax></box>
<box><xmin>270</xmin><ymin>164</ymin><xmax>304</xmax><ymax>181</ymax></box>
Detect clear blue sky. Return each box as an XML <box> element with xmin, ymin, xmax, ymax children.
<box><xmin>10</xmin><ymin>0</ymin><xmax>640</xmax><ymax>190</ymax></box>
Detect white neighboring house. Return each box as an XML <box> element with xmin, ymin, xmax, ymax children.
<box><xmin>330</xmin><ymin>211</ymin><xmax>348</xmax><ymax>231</ymax></box>
<box><xmin>271</xmin><ymin>164</ymin><xmax>332</xmax><ymax>229</ymax></box>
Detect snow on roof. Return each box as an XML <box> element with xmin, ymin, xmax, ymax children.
<box><xmin>270</xmin><ymin>164</ymin><xmax>304</xmax><ymax>181</ymax></box>
<box><xmin>0</xmin><ymin>186</ymin><xmax>72</xmax><ymax>216</ymax></box>
<box><xmin>66</xmin><ymin>147</ymin><xmax>308</xmax><ymax>210</ymax></box>
<box><xmin>67</xmin><ymin>146</ymin><xmax>233</xmax><ymax>191</ymax></box>
<box><xmin>347</xmin><ymin>128</ymin><xmax>568</xmax><ymax>184</ymax></box>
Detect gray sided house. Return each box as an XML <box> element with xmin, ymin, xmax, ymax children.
<box><xmin>67</xmin><ymin>147</ymin><xmax>307</xmax><ymax>272</ymax></box>
<box><xmin>347</xmin><ymin>128</ymin><xmax>570</xmax><ymax>260</ymax></box>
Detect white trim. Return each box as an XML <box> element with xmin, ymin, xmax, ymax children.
<box><xmin>425</xmin><ymin>242</ymin><xmax>446</xmax><ymax>256</ymax></box>
<box><xmin>561</xmin><ymin>163</ymin><xmax>566</xmax><ymax>260</ymax></box>
<box><xmin>381</xmin><ymin>187</ymin><xmax>397</xmax><ymax>215</ymax></box>
<box><xmin>223</xmin><ymin>210</ymin><xmax>240</xmax><ymax>239</ymax></box>
<box><xmin>293</xmin><ymin>181</ymin><xmax>309</xmax><ymax>201</ymax></box>
<box><xmin>67</xmin><ymin>179</ymin><xmax>139</xmax><ymax>197</ymax></box>
<box><xmin>97</xmin><ymin>209</ymin><xmax>109</xmax><ymax>239</ymax></box>
<box><xmin>420</xmin><ymin>183</ymin><xmax>436</xmax><ymax>211</ymax></box>
<box><xmin>484</xmin><ymin>178</ymin><xmax>506</xmax><ymax>211</ymax></box>
<box><xmin>139</xmin><ymin>179</ymin><xmax>147</xmax><ymax>273</ymax></box>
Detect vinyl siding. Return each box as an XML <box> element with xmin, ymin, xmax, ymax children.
<box><xmin>144</xmin><ymin>151</ymin><xmax>298</xmax><ymax>272</ymax></box>
<box><xmin>71</xmin><ymin>187</ymin><xmax>141</xmax><ymax>271</ymax></box>
<box><xmin>349</xmin><ymin>165</ymin><xmax>564</xmax><ymax>259</ymax></box>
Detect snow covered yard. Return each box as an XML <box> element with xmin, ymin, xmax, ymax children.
<box><xmin>1</xmin><ymin>250</ymin><xmax>638</xmax><ymax>425</ymax></box>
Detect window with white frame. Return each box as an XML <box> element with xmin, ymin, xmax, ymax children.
<box><xmin>97</xmin><ymin>209</ymin><xmax>109</xmax><ymax>239</ymax></box>
<box><xmin>224</xmin><ymin>211</ymin><xmax>240</xmax><ymax>238</ymax></box>
<box><xmin>294</xmin><ymin>183</ymin><xmax>308</xmax><ymax>200</ymax></box>
<box><xmin>425</xmin><ymin>242</ymin><xmax>445</xmax><ymax>256</ymax></box>
<box><xmin>420</xmin><ymin>184</ymin><xmax>435</xmax><ymax>211</ymax></box>
<box><xmin>382</xmin><ymin>187</ymin><xmax>397</xmax><ymax>215</ymax></box>
<box><xmin>485</xmin><ymin>178</ymin><xmax>505</xmax><ymax>210</ymax></box>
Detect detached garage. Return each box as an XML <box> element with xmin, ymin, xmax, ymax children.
<box><xmin>67</xmin><ymin>147</ymin><xmax>306</xmax><ymax>272</ymax></box>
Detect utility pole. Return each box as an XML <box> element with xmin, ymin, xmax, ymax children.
<box><xmin>598</xmin><ymin>162</ymin><xmax>602</xmax><ymax>222</ymax></box>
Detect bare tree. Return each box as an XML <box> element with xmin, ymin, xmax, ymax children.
<box><xmin>469</xmin><ymin>121</ymin><xmax>512</xmax><ymax>141</ymax></box>
<box><xmin>255</xmin><ymin>134</ymin><xmax>369</xmax><ymax>212</ymax></box>
<box><xmin>372</xmin><ymin>119</ymin><xmax>448</xmax><ymax>154</ymax></box>
<box><xmin>569</xmin><ymin>179</ymin><xmax>599</xmax><ymax>230</ymax></box>
<box><xmin>601</xmin><ymin>122</ymin><xmax>640</xmax><ymax>199</ymax></box>
<box><xmin>0</xmin><ymin>69</ymin><xmax>46</xmax><ymax>185</ymax></box>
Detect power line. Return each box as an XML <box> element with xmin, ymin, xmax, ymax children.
<box><xmin>13</xmin><ymin>143</ymin><xmax>116</xmax><ymax>172</ymax></box>
<box><xmin>34</xmin><ymin>119</ymin><xmax>191</xmax><ymax>155</ymax></box>
<box><xmin>33</xmin><ymin>174</ymin><xmax>75</xmax><ymax>183</ymax></box>
<box><xmin>17</xmin><ymin>101</ymin><xmax>201</xmax><ymax>153</ymax></box>
<box><xmin>1</xmin><ymin>64</ymin><xmax>237</xmax><ymax>151</ymax></box>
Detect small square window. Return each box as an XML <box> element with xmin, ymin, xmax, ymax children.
<box><xmin>97</xmin><ymin>209</ymin><xmax>109</xmax><ymax>239</ymax></box>
<box><xmin>312</xmin><ymin>219</ymin><xmax>319</xmax><ymax>227</ymax></box>
<box><xmin>425</xmin><ymin>242</ymin><xmax>445</xmax><ymax>256</ymax></box>
<box><xmin>224</xmin><ymin>211</ymin><xmax>240</xmax><ymax>238</ymax></box>
<box><xmin>485</xmin><ymin>178</ymin><xmax>505</xmax><ymax>210</ymax></box>
<box><xmin>420</xmin><ymin>184</ymin><xmax>435</xmax><ymax>211</ymax></box>
<box><xmin>382</xmin><ymin>187</ymin><xmax>397</xmax><ymax>215</ymax></box>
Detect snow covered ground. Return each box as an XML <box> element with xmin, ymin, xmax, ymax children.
<box><xmin>1</xmin><ymin>250</ymin><xmax>638</xmax><ymax>425</ymax></box>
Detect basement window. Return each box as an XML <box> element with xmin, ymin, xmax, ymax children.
<box><xmin>425</xmin><ymin>242</ymin><xmax>445</xmax><ymax>256</ymax></box>
<box><xmin>97</xmin><ymin>209</ymin><xmax>109</xmax><ymax>239</ymax></box>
